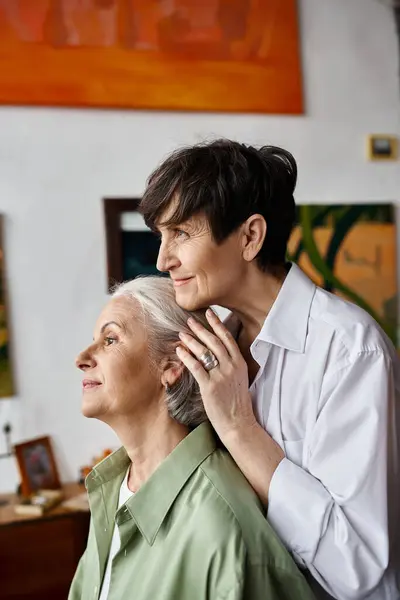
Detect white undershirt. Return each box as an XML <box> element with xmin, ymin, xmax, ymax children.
<box><xmin>99</xmin><ymin>468</ymin><xmax>134</xmax><ymax>600</ymax></box>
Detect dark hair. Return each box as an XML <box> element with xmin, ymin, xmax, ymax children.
<box><xmin>140</xmin><ymin>139</ymin><xmax>297</xmax><ymax>274</ymax></box>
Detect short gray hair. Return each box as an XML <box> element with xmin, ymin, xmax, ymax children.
<box><xmin>112</xmin><ymin>276</ymin><xmax>210</xmax><ymax>428</ymax></box>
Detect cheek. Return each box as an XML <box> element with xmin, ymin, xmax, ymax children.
<box><xmin>191</xmin><ymin>245</ymin><xmax>217</xmax><ymax>273</ymax></box>
<box><xmin>199</xmin><ymin>252</ymin><xmax>228</xmax><ymax>281</ymax></box>
<box><xmin>102</xmin><ymin>349</ymin><xmax>131</xmax><ymax>383</ymax></box>
<box><xmin>105</xmin><ymin>347</ymin><xmax>152</xmax><ymax>389</ymax></box>
<box><xmin>197</xmin><ymin>249</ymin><xmax>242</xmax><ymax>293</ymax></box>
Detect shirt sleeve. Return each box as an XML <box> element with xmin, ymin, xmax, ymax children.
<box><xmin>267</xmin><ymin>350</ymin><xmax>398</xmax><ymax>600</ymax></box>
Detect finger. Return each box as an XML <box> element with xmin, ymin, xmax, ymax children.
<box><xmin>205</xmin><ymin>309</ymin><xmax>243</xmax><ymax>361</ymax></box>
<box><xmin>175</xmin><ymin>345</ymin><xmax>209</xmax><ymax>386</ymax></box>
<box><xmin>178</xmin><ymin>332</ymin><xmax>208</xmax><ymax>361</ymax></box>
<box><xmin>187</xmin><ymin>316</ymin><xmax>231</xmax><ymax>363</ymax></box>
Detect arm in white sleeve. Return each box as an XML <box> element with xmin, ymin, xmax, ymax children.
<box><xmin>267</xmin><ymin>350</ymin><xmax>398</xmax><ymax>600</ymax></box>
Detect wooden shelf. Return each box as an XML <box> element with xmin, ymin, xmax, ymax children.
<box><xmin>0</xmin><ymin>483</ymin><xmax>90</xmax><ymax>600</ymax></box>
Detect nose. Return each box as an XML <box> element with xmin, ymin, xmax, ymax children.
<box><xmin>156</xmin><ymin>238</ymin><xmax>181</xmax><ymax>273</ymax></box>
<box><xmin>75</xmin><ymin>346</ymin><xmax>96</xmax><ymax>372</ymax></box>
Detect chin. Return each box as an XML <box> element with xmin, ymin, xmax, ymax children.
<box><xmin>175</xmin><ymin>294</ymin><xmax>203</xmax><ymax>311</ymax></box>
<box><xmin>81</xmin><ymin>397</ymin><xmax>103</xmax><ymax>420</ymax></box>
<box><xmin>175</xmin><ymin>289</ymin><xmax>209</xmax><ymax>312</ymax></box>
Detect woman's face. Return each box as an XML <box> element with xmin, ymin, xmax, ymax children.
<box><xmin>156</xmin><ymin>211</ymin><xmax>244</xmax><ymax>311</ymax></box>
<box><xmin>75</xmin><ymin>296</ymin><xmax>160</xmax><ymax>423</ymax></box>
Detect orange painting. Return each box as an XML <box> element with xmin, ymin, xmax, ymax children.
<box><xmin>0</xmin><ymin>0</ymin><xmax>303</xmax><ymax>113</ymax></box>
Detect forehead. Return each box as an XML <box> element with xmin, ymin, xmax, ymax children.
<box><xmin>155</xmin><ymin>196</ymin><xmax>180</xmax><ymax>229</ymax></box>
<box><xmin>94</xmin><ymin>296</ymin><xmax>142</xmax><ymax>333</ymax></box>
<box><xmin>156</xmin><ymin>200</ymin><xmax>208</xmax><ymax>232</ymax></box>
<box><xmin>156</xmin><ymin>198</ymin><xmax>177</xmax><ymax>225</ymax></box>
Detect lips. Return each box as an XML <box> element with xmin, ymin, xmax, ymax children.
<box><xmin>172</xmin><ymin>277</ymin><xmax>193</xmax><ymax>287</ymax></box>
<box><xmin>82</xmin><ymin>379</ymin><xmax>102</xmax><ymax>390</ymax></box>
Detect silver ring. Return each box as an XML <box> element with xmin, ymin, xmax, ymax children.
<box><xmin>204</xmin><ymin>358</ymin><xmax>219</xmax><ymax>372</ymax></box>
<box><xmin>199</xmin><ymin>349</ymin><xmax>216</xmax><ymax>364</ymax></box>
<box><xmin>199</xmin><ymin>350</ymin><xmax>219</xmax><ymax>371</ymax></box>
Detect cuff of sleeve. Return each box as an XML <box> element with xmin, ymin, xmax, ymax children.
<box><xmin>267</xmin><ymin>458</ymin><xmax>333</xmax><ymax>563</ymax></box>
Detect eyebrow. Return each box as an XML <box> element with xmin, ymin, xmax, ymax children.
<box><xmin>93</xmin><ymin>321</ymin><xmax>123</xmax><ymax>341</ymax></box>
<box><xmin>157</xmin><ymin>220</ymin><xmax>189</xmax><ymax>231</ymax></box>
<box><xmin>100</xmin><ymin>321</ymin><xmax>122</xmax><ymax>334</ymax></box>
<box><xmin>155</xmin><ymin>220</ymin><xmax>170</xmax><ymax>230</ymax></box>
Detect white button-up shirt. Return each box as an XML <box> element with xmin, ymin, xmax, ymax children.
<box><xmin>227</xmin><ymin>263</ymin><xmax>400</xmax><ymax>600</ymax></box>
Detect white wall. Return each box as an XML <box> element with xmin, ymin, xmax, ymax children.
<box><xmin>0</xmin><ymin>0</ymin><xmax>399</xmax><ymax>492</ymax></box>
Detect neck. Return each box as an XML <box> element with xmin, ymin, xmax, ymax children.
<box><xmin>109</xmin><ymin>400</ymin><xmax>189</xmax><ymax>492</ymax></box>
<box><xmin>223</xmin><ymin>264</ymin><xmax>287</xmax><ymax>348</ymax></box>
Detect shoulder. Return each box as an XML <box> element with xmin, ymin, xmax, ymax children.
<box><xmin>182</xmin><ymin>450</ymin><xmax>250</xmax><ymax>548</ymax></box>
<box><xmin>198</xmin><ymin>448</ymin><xmax>263</xmax><ymax>532</ymax></box>
<box><xmin>310</xmin><ymin>286</ymin><xmax>396</xmax><ymax>362</ymax></box>
<box><xmin>198</xmin><ymin>450</ymin><xmax>304</xmax><ymax>573</ymax></box>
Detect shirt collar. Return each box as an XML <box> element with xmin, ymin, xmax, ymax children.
<box><xmin>86</xmin><ymin>446</ymin><xmax>131</xmax><ymax>490</ymax></box>
<box><xmin>86</xmin><ymin>421</ymin><xmax>217</xmax><ymax>545</ymax></box>
<box><xmin>256</xmin><ymin>263</ymin><xmax>315</xmax><ymax>353</ymax></box>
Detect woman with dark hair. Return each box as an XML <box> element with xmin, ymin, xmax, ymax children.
<box><xmin>140</xmin><ymin>139</ymin><xmax>400</xmax><ymax>600</ymax></box>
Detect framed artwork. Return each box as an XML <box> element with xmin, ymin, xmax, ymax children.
<box><xmin>366</xmin><ymin>135</ymin><xmax>398</xmax><ymax>161</ymax></box>
<box><xmin>0</xmin><ymin>216</ymin><xmax>14</xmax><ymax>399</ymax></box>
<box><xmin>14</xmin><ymin>436</ymin><xmax>61</xmax><ymax>497</ymax></box>
<box><xmin>104</xmin><ymin>198</ymin><xmax>162</xmax><ymax>291</ymax></box>
<box><xmin>0</xmin><ymin>0</ymin><xmax>303</xmax><ymax>114</ymax></box>
<box><xmin>288</xmin><ymin>204</ymin><xmax>397</xmax><ymax>345</ymax></box>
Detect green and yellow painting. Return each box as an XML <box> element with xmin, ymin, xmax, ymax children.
<box><xmin>288</xmin><ymin>204</ymin><xmax>397</xmax><ymax>345</ymax></box>
<box><xmin>0</xmin><ymin>216</ymin><xmax>14</xmax><ymax>397</ymax></box>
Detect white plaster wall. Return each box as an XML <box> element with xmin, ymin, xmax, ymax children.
<box><xmin>0</xmin><ymin>0</ymin><xmax>399</xmax><ymax>492</ymax></box>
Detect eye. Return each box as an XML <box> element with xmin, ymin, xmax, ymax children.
<box><xmin>175</xmin><ymin>229</ymin><xmax>189</xmax><ymax>239</ymax></box>
<box><xmin>104</xmin><ymin>336</ymin><xmax>117</xmax><ymax>346</ymax></box>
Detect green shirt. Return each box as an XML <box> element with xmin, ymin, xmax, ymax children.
<box><xmin>69</xmin><ymin>422</ymin><xmax>314</xmax><ymax>600</ymax></box>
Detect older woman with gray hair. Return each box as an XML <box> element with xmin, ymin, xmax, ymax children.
<box><xmin>69</xmin><ymin>276</ymin><xmax>314</xmax><ymax>600</ymax></box>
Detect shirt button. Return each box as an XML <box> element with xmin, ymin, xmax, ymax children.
<box><xmin>104</xmin><ymin>528</ymin><xmax>107</xmax><ymax>532</ymax></box>
<box><xmin>94</xmin><ymin>585</ymin><xmax>98</xmax><ymax>596</ymax></box>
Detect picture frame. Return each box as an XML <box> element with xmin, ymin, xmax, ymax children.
<box><xmin>0</xmin><ymin>214</ymin><xmax>15</xmax><ymax>398</ymax></box>
<box><xmin>104</xmin><ymin>198</ymin><xmax>162</xmax><ymax>291</ymax></box>
<box><xmin>14</xmin><ymin>435</ymin><xmax>61</xmax><ymax>498</ymax></box>
<box><xmin>366</xmin><ymin>135</ymin><xmax>398</xmax><ymax>161</ymax></box>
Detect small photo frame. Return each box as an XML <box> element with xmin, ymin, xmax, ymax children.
<box><xmin>104</xmin><ymin>198</ymin><xmax>163</xmax><ymax>292</ymax></box>
<box><xmin>367</xmin><ymin>135</ymin><xmax>398</xmax><ymax>161</ymax></box>
<box><xmin>14</xmin><ymin>435</ymin><xmax>61</xmax><ymax>497</ymax></box>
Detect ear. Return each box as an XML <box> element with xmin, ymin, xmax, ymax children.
<box><xmin>241</xmin><ymin>214</ymin><xmax>267</xmax><ymax>262</ymax></box>
<box><xmin>160</xmin><ymin>355</ymin><xmax>184</xmax><ymax>389</ymax></box>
